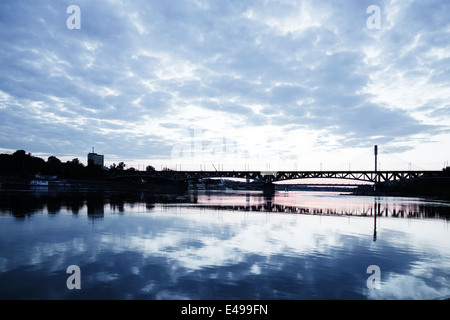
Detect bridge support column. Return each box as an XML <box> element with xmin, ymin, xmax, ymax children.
<box><xmin>263</xmin><ymin>182</ymin><xmax>275</xmax><ymax>196</ymax></box>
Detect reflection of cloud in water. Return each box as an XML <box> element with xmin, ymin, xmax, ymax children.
<box><xmin>98</xmin><ymin>211</ymin><xmax>358</xmax><ymax>271</ymax></box>
<box><xmin>368</xmin><ymin>273</ymin><xmax>450</xmax><ymax>300</ymax></box>
<box><xmin>1</xmin><ymin>196</ymin><xmax>450</xmax><ymax>299</ymax></box>
<box><xmin>92</xmin><ymin>209</ymin><xmax>450</xmax><ymax>299</ymax></box>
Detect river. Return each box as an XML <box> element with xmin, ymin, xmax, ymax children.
<box><xmin>0</xmin><ymin>189</ymin><xmax>449</xmax><ymax>300</ymax></box>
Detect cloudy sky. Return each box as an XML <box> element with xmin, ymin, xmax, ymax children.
<box><xmin>0</xmin><ymin>0</ymin><xmax>449</xmax><ymax>170</ymax></box>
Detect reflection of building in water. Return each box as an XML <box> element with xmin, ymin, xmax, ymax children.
<box><xmin>87</xmin><ymin>200</ymin><xmax>104</xmax><ymax>220</ymax></box>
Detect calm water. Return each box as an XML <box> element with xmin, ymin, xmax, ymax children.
<box><xmin>1</xmin><ymin>189</ymin><xmax>450</xmax><ymax>300</ymax></box>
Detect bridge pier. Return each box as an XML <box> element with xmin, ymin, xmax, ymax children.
<box><xmin>263</xmin><ymin>182</ymin><xmax>275</xmax><ymax>196</ymax></box>
<box><xmin>373</xmin><ymin>181</ymin><xmax>379</xmax><ymax>192</ymax></box>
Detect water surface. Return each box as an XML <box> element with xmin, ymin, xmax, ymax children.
<box><xmin>0</xmin><ymin>189</ymin><xmax>449</xmax><ymax>300</ymax></box>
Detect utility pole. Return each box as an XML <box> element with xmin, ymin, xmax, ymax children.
<box><xmin>374</xmin><ymin>145</ymin><xmax>378</xmax><ymax>191</ymax></box>
<box><xmin>374</xmin><ymin>145</ymin><xmax>378</xmax><ymax>172</ymax></box>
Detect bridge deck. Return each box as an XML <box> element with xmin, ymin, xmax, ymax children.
<box><xmin>108</xmin><ymin>170</ymin><xmax>448</xmax><ymax>183</ymax></box>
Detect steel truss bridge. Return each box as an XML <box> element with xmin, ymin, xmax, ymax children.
<box><xmin>108</xmin><ymin>169</ymin><xmax>449</xmax><ymax>184</ymax></box>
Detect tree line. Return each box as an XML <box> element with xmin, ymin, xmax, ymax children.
<box><xmin>0</xmin><ymin>150</ymin><xmax>156</xmax><ymax>180</ymax></box>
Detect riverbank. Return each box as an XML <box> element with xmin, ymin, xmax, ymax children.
<box><xmin>2</xmin><ymin>176</ymin><xmax>449</xmax><ymax>200</ymax></box>
<box><xmin>0</xmin><ymin>176</ymin><xmax>187</xmax><ymax>194</ymax></box>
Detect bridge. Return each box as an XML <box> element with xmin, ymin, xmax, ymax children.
<box><xmin>106</xmin><ymin>145</ymin><xmax>450</xmax><ymax>193</ymax></box>
<box><xmin>108</xmin><ymin>169</ymin><xmax>449</xmax><ymax>184</ymax></box>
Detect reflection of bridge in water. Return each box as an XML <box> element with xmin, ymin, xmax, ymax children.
<box><xmin>186</xmin><ymin>200</ymin><xmax>448</xmax><ymax>219</ymax></box>
<box><xmin>181</xmin><ymin>191</ymin><xmax>450</xmax><ymax>242</ymax></box>
<box><xmin>185</xmin><ymin>192</ymin><xmax>450</xmax><ymax>220</ymax></box>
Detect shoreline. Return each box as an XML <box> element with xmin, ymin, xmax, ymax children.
<box><xmin>1</xmin><ymin>176</ymin><xmax>450</xmax><ymax>201</ymax></box>
<box><xmin>0</xmin><ymin>176</ymin><xmax>186</xmax><ymax>194</ymax></box>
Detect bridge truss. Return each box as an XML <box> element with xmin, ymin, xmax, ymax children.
<box><xmin>108</xmin><ymin>170</ymin><xmax>448</xmax><ymax>184</ymax></box>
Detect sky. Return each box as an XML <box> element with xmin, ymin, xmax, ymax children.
<box><xmin>0</xmin><ymin>0</ymin><xmax>449</xmax><ymax>171</ymax></box>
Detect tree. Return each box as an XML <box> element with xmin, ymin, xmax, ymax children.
<box><xmin>146</xmin><ymin>165</ymin><xmax>155</xmax><ymax>172</ymax></box>
<box><xmin>47</xmin><ymin>156</ymin><xmax>63</xmax><ymax>176</ymax></box>
<box><xmin>117</xmin><ymin>162</ymin><xmax>126</xmax><ymax>171</ymax></box>
<box><xmin>12</xmin><ymin>150</ymin><xmax>27</xmax><ymax>157</ymax></box>
<box><xmin>10</xmin><ymin>150</ymin><xmax>45</xmax><ymax>177</ymax></box>
<box><xmin>64</xmin><ymin>158</ymin><xmax>84</xmax><ymax>178</ymax></box>
<box><xmin>12</xmin><ymin>150</ymin><xmax>27</xmax><ymax>172</ymax></box>
<box><xmin>0</xmin><ymin>154</ymin><xmax>14</xmax><ymax>175</ymax></box>
<box><xmin>69</xmin><ymin>158</ymin><xmax>82</xmax><ymax>166</ymax></box>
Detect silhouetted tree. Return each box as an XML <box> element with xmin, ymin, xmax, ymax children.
<box><xmin>8</xmin><ymin>150</ymin><xmax>46</xmax><ymax>178</ymax></box>
<box><xmin>30</xmin><ymin>155</ymin><xmax>46</xmax><ymax>176</ymax></box>
<box><xmin>117</xmin><ymin>162</ymin><xmax>126</xmax><ymax>171</ymax></box>
<box><xmin>0</xmin><ymin>154</ymin><xmax>14</xmax><ymax>175</ymax></box>
<box><xmin>64</xmin><ymin>158</ymin><xmax>84</xmax><ymax>179</ymax></box>
<box><xmin>46</xmin><ymin>156</ymin><xmax>63</xmax><ymax>176</ymax></box>
<box><xmin>86</xmin><ymin>162</ymin><xmax>104</xmax><ymax>179</ymax></box>
<box><xmin>12</xmin><ymin>150</ymin><xmax>27</xmax><ymax>173</ymax></box>
<box><xmin>146</xmin><ymin>165</ymin><xmax>155</xmax><ymax>172</ymax></box>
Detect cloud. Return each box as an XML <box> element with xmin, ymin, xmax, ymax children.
<box><xmin>0</xmin><ymin>0</ymin><xmax>449</xmax><ymax>168</ymax></box>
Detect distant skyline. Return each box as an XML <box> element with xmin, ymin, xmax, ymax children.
<box><xmin>1</xmin><ymin>0</ymin><xmax>449</xmax><ymax>171</ymax></box>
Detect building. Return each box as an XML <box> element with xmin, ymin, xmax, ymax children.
<box><xmin>87</xmin><ymin>149</ymin><xmax>104</xmax><ymax>167</ymax></box>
